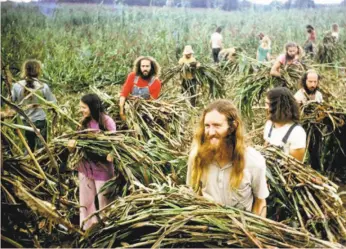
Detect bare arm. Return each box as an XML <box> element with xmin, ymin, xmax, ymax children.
<box><xmin>256</xmin><ymin>51</ymin><xmax>259</xmax><ymax>60</ymax></box>
<box><xmin>252</xmin><ymin>198</ymin><xmax>267</xmax><ymax>217</ymax></box>
<box><xmin>266</xmin><ymin>52</ymin><xmax>271</xmax><ymax>62</ymax></box>
<box><xmin>119</xmin><ymin>96</ymin><xmax>126</xmax><ymax>121</ymax></box>
<box><xmin>289</xmin><ymin>148</ymin><xmax>305</xmax><ymax>162</ymax></box>
<box><xmin>270</xmin><ymin>60</ymin><xmax>281</xmax><ymax>77</ymax></box>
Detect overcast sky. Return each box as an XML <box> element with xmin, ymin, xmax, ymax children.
<box><xmin>249</xmin><ymin>0</ymin><xmax>342</xmax><ymax>4</ymax></box>
<box><xmin>1</xmin><ymin>0</ymin><xmax>344</xmax><ymax>3</ymax></box>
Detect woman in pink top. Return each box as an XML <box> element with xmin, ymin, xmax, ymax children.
<box><xmin>68</xmin><ymin>94</ymin><xmax>116</xmax><ymax>230</ymax></box>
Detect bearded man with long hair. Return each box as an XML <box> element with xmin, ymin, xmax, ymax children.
<box><xmin>187</xmin><ymin>100</ymin><xmax>269</xmax><ymax>217</ymax></box>
<box><xmin>119</xmin><ymin>56</ymin><xmax>161</xmax><ymax>121</ymax></box>
<box><xmin>270</xmin><ymin>42</ymin><xmax>303</xmax><ymax>78</ymax></box>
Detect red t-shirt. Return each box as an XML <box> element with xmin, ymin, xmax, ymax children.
<box><xmin>120</xmin><ymin>72</ymin><xmax>161</xmax><ymax>99</ymax></box>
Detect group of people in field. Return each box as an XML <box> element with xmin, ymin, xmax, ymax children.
<box><xmin>1</xmin><ymin>20</ymin><xmax>334</xmax><ymax>229</ymax></box>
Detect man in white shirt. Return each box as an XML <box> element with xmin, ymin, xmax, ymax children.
<box><xmin>294</xmin><ymin>70</ymin><xmax>323</xmax><ymax>105</ymax></box>
<box><xmin>210</xmin><ymin>27</ymin><xmax>223</xmax><ymax>63</ymax></box>
<box><xmin>264</xmin><ymin>87</ymin><xmax>306</xmax><ymax>161</ymax></box>
<box><xmin>187</xmin><ymin>100</ymin><xmax>269</xmax><ymax>217</ymax></box>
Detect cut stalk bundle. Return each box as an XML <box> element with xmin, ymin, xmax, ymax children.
<box><xmin>262</xmin><ymin>146</ymin><xmax>346</xmax><ymax>243</ymax></box>
<box><xmin>300</xmin><ymin>101</ymin><xmax>346</xmax><ymax>178</ymax></box>
<box><xmin>315</xmin><ymin>32</ymin><xmax>346</xmax><ymax>64</ymax></box>
<box><xmin>237</xmin><ymin>64</ymin><xmax>304</xmax><ymax>117</ymax></box>
<box><xmin>52</xmin><ymin>131</ymin><xmax>187</xmax><ymax>198</ymax></box>
<box><xmin>78</xmin><ymin>184</ymin><xmax>342</xmax><ymax>248</ymax></box>
<box><xmin>1</xmin><ymin>148</ymin><xmax>80</xmax><ymax>247</ymax></box>
<box><xmin>91</xmin><ymin>86</ymin><xmax>193</xmax><ymax>150</ymax></box>
<box><xmin>161</xmin><ymin>64</ymin><xmax>226</xmax><ymax>98</ymax></box>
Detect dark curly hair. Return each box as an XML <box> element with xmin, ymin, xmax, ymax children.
<box><xmin>267</xmin><ymin>87</ymin><xmax>300</xmax><ymax>123</ymax></box>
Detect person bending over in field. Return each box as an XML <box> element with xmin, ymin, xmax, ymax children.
<box><xmin>67</xmin><ymin>94</ymin><xmax>116</xmax><ymax>230</ymax></box>
<box><xmin>218</xmin><ymin>47</ymin><xmax>237</xmax><ymax>62</ymax></box>
<box><xmin>264</xmin><ymin>87</ymin><xmax>306</xmax><ymax>162</ymax></box>
<box><xmin>119</xmin><ymin>56</ymin><xmax>161</xmax><ymax>121</ymax></box>
<box><xmin>178</xmin><ymin>45</ymin><xmax>200</xmax><ymax>107</ymax></box>
<box><xmin>270</xmin><ymin>42</ymin><xmax>302</xmax><ymax>78</ymax></box>
<box><xmin>187</xmin><ymin>100</ymin><xmax>269</xmax><ymax>217</ymax></box>
<box><xmin>11</xmin><ymin>59</ymin><xmax>57</xmax><ymax>152</ymax></box>
<box><xmin>294</xmin><ymin>70</ymin><xmax>323</xmax><ymax>105</ymax></box>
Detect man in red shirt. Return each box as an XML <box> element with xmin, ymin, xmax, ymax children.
<box><xmin>119</xmin><ymin>56</ymin><xmax>161</xmax><ymax>121</ymax></box>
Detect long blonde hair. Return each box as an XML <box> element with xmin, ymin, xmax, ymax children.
<box><xmin>189</xmin><ymin>100</ymin><xmax>246</xmax><ymax>192</ymax></box>
<box><xmin>261</xmin><ymin>36</ymin><xmax>271</xmax><ymax>49</ymax></box>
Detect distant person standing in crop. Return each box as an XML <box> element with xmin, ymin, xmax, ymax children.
<box><xmin>119</xmin><ymin>56</ymin><xmax>161</xmax><ymax>121</ymax></box>
<box><xmin>303</xmin><ymin>25</ymin><xmax>317</xmax><ymax>56</ymax></box>
<box><xmin>270</xmin><ymin>42</ymin><xmax>302</xmax><ymax>78</ymax></box>
<box><xmin>67</xmin><ymin>94</ymin><xmax>116</xmax><ymax>230</ymax></box>
<box><xmin>11</xmin><ymin>59</ymin><xmax>56</xmax><ymax>151</ymax></box>
<box><xmin>331</xmin><ymin>23</ymin><xmax>339</xmax><ymax>41</ymax></box>
<box><xmin>257</xmin><ymin>35</ymin><xmax>271</xmax><ymax>62</ymax></box>
<box><xmin>178</xmin><ymin>45</ymin><xmax>200</xmax><ymax>106</ymax></box>
<box><xmin>294</xmin><ymin>70</ymin><xmax>323</xmax><ymax>105</ymax></box>
<box><xmin>264</xmin><ymin>87</ymin><xmax>306</xmax><ymax>162</ymax></box>
<box><xmin>210</xmin><ymin>27</ymin><xmax>223</xmax><ymax>63</ymax></box>
<box><xmin>187</xmin><ymin>100</ymin><xmax>269</xmax><ymax>217</ymax></box>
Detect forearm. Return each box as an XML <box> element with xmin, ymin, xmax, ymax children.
<box><xmin>119</xmin><ymin>96</ymin><xmax>126</xmax><ymax>114</ymax></box>
<box><xmin>252</xmin><ymin>198</ymin><xmax>267</xmax><ymax>217</ymax></box>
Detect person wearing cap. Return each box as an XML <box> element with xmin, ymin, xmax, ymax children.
<box><xmin>119</xmin><ymin>56</ymin><xmax>161</xmax><ymax>121</ymax></box>
<box><xmin>178</xmin><ymin>45</ymin><xmax>200</xmax><ymax>106</ymax></box>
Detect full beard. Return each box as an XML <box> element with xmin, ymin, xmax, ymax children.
<box><xmin>286</xmin><ymin>53</ymin><xmax>295</xmax><ymax>61</ymax></box>
<box><xmin>303</xmin><ymin>84</ymin><xmax>318</xmax><ymax>95</ymax></box>
<box><xmin>197</xmin><ymin>136</ymin><xmax>233</xmax><ymax>166</ymax></box>
<box><xmin>139</xmin><ymin>71</ymin><xmax>153</xmax><ymax>80</ymax></box>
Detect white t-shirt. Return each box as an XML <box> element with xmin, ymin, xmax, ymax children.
<box><xmin>211</xmin><ymin>32</ymin><xmax>222</xmax><ymax>49</ymax></box>
<box><xmin>331</xmin><ymin>32</ymin><xmax>339</xmax><ymax>41</ymax></box>
<box><xmin>187</xmin><ymin>147</ymin><xmax>269</xmax><ymax>212</ymax></box>
<box><xmin>294</xmin><ymin>89</ymin><xmax>323</xmax><ymax>105</ymax></box>
<box><xmin>263</xmin><ymin>120</ymin><xmax>306</xmax><ymax>155</ymax></box>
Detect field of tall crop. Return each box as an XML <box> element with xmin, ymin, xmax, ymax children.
<box><xmin>1</xmin><ymin>2</ymin><xmax>346</xmax><ymax>248</ymax></box>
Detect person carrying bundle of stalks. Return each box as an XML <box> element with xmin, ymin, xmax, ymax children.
<box><xmin>295</xmin><ymin>70</ymin><xmax>323</xmax><ymax>170</ymax></box>
<box><xmin>67</xmin><ymin>94</ymin><xmax>116</xmax><ymax>231</ymax></box>
<box><xmin>10</xmin><ymin>59</ymin><xmax>57</xmax><ymax>152</ymax></box>
<box><xmin>187</xmin><ymin>100</ymin><xmax>269</xmax><ymax>217</ymax></box>
<box><xmin>119</xmin><ymin>56</ymin><xmax>162</xmax><ymax>121</ymax></box>
<box><xmin>264</xmin><ymin>87</ymin><xmax>307</xmax><ymax>162</ymax></box>
<box><xmin>178</xmin><ymin>45</ymin><xmax>200</xmax><ymax>107</ymax></box>
<box><xmin>270</xmin><ymin>42</ymin><xmax>304</xmax><ymax>87</ymax></box>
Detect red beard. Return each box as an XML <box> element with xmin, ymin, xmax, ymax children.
<box><xmin>197</xmin><ymin>135</ymin><xmax>233</xmax><ymax>165</ymax></box>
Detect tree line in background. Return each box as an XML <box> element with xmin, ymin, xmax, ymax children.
<box><xmin>35</xmin><ymin>0</ymin><xmax>346</xmax><ymax>10</ymax></box>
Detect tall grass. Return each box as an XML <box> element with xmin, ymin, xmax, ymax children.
<box><xmin>1</xmin><ymin>3</ymin><xmax>346</xmax><ymax>92</ymax></box>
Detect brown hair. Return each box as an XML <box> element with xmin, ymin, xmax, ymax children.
<box><xmin>20</xmin><ymin>59</ymin><xmax>42</xmax><ymax>89</ymax></box>
<box><xmin>189</xmin><ymin>100</ymin><xmax>246</xmax><ymax>191</ymax></box>
<box><xmin>267</xmin><ymin>87</ymin><xmax>300</xmax><ymax>123</ymax></box>
<box><xmin>133</xmin><ymin>56</ymin><xmax>161</xmax><ymax>78</ymax></box>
